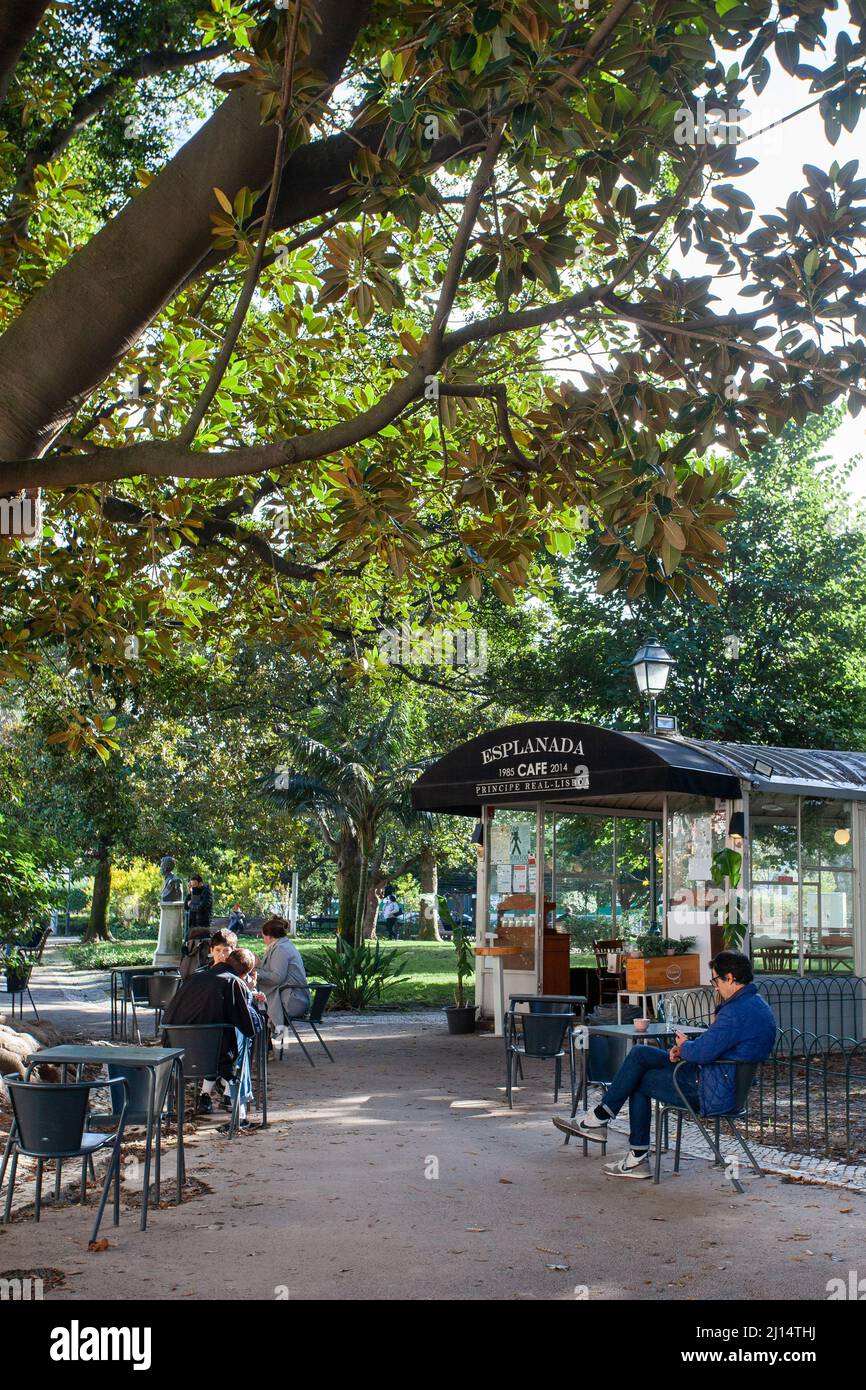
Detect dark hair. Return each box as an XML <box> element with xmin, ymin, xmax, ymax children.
<box><xmin>189</xmin><ymin>873</ymin><xmax>203</xmax><ymax>884</ymax></box>
<box><xmin>226</xmin><ymin>947</ymin><xmax>256</xmax><ymax>976</ymax></box>
<box><xmin>211</xmin><ymin>929</ymin><xmax>237</xmax><ymax>950</ymax></box>
<box><xmin>710</xmin><ymin>951</ymin><xmax>753</xmax><ymax>984</ymax></box>
<box><xmin>261</xmin><ymin>916</ymin><xmax>289</xmax><ymax>939</ymax></box>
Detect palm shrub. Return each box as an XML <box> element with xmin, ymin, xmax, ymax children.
<box><xmin>308</xmin><ymin>936</ymin><xmax>409</xmax><ymax>1010</ymax></box>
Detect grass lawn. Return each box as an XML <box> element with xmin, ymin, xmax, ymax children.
<box><xmin>63</xmin><ymin>934</ymin><xmax>463</xmax><ymax>1010</ymax></box>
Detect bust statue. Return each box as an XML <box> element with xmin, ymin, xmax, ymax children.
<box><xmin>159</xmin><ymin>855</ymin><xmax>183</xmax><ymax>904</ymax></box>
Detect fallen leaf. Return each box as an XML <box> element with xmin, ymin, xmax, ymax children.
<box><xmin>88</xmin><ymin>1239</ymin><xmax>111</xmax><ymax>1253</ymax></box>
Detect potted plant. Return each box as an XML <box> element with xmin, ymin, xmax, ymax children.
<box><xmin>625</xmin><ymin>933</ymin><xmax>700</xmax><ymax>991</ymax></box>
<box><xmin>439</xmin><ymin>896</ymin><xmax>477</xmax><ymax>1034</ymax></box>
<box><xmin>710</xmin><ymin>847</ymin><xmax>746</xmax><ymax>950</ymax></box>
<box><xmin>2</xmin><ymin>946</ymin><xmax>31</xmax><ymax>995</ymax></box>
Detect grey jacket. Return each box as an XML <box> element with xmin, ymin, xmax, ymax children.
<box><xmin>256</xmin><ymin>937</ymin><xmax>310</xmax><ymax>1024</ymax></box>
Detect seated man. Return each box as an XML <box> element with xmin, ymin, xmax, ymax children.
<box><xmin>554</xmin><ymin>951</ymin><xmax>777</xmax><ymax>1179</ymax></box>
<box><xmin>163</xmin><ymin>945</ymin><xmax>259</xmax><ymax>1119</ymax></box>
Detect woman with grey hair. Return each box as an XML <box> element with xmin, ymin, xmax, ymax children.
<box><xmin>256</xmin><ymin>917</ymin><xmax>310</xmax><ymax>1025</ymax></box>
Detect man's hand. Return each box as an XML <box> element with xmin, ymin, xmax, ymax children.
<box><xmin>675</xmin><ymin>1031</ymin><xmax>689</xmax><ymax>1049</ymax></box>
<box><xmin>669</xmin><ymin>1044</ymin><xmax>682</xmax><ymax>1062</ymax></box>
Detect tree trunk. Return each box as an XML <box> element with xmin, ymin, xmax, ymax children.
<box><xmin>84</xmin><ymin>843</ymin><xmax>113</xmax><ymax>942</ymax></box>
<box><xmin>417</xmin><ymin>844</ymin><xmax>442</xmax><ymax>941</ymax></box>
<box><xmin>335</xmin><ymin>836</ymin><xmax>361</xmax><ymax>941</ymax></box>
<box><xmin>363</xmin><ymin>878</ymin><xmax>383</xmax><ymax>941</ymax></box>
<box><xmin>361</xmin><ymin>843</ymin><xmax>387</xmax><ymax>941</ymax></box>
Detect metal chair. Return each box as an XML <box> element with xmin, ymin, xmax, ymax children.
<box><xmin>276</xmin><ymin>984</ymin><xmax>336</xmax><ymax>1065</ymax></box>
<box><xmin>125</xmin><ymin>969</ymin><xmax>180</xmax><ymax>1042</ymax></box>
<box><xmin>161</xmin><ymin>1023</ymin><xmax>246</xmax><ymax>1139</ymax></box>
<box><xmin>504</xmin><ymin>1010</ymin><xmax>577</xmax><ymax>1111</ymax></box>
<box><xmin>592</xmin><ymin>938</ymin><xmax>625</xmax><ymax>1005</ymax></box>
<box><xmin>0</xmin><ymin>1074</ymin><xmax>129</xmax><ymax>1244</ymax></box>
<box><xmin>652</xmin><ymin>1059</ymin><xmax>765</xmax><ymax>1194</ymax></box>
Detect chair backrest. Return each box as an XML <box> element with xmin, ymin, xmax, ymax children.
<box><xmin>308</xmin><ymin>984</ymin><xmax>335</xmax><ymax>1023</ymax></box>
<box><xmin>763</xmin><ymin>945</ymin><xmax>794</xmax><ymax>972</ymax></box>
<box><xmin>161</xmin><ymin>1023</ymin><xmax>226</xmax><ymax>1080</ymax></box>
<box><xmin>128</xmin><ymin>971</ymin><xmax>158</xmax><ymax>1003</ymax></box>
<box><xmin>3</xmin><ymin>1076</ymin><xmax>125</xmax><ymax>1157</ymax></box>
<box><xmin>732</xmin><ymin>1060</ymin><xmax>760</xmax><ymax>1114</ymax></box>
<box><xmin>592</xmin><ymin>938</ymin><xmax>623</xmax><ymax>969</ymax></box>
<box><xmin>146</xmin><ymin>973</ymin><xmax>181</xmax><ymax>1009</ymax></box>
<box><xmin>518</xmin><ymin>1012</ymin><xmax>572</xmax><ymax>1058</ymax></box>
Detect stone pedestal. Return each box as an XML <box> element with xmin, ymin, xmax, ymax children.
<box><xmin>153</xmin><ymin>901</ymin><xmax>184</xmax><ymax>968</ymax></box>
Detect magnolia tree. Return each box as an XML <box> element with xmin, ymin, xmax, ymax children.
<box><xmin>1</xmin><ymin>0</ymin><xmax>866</xmax><ymax>751</ymax></box>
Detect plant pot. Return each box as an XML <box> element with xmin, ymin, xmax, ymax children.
<box><xmin>444</xmin><ymin>1004</ymin><xmax>477</xmax><ymax>1035</ymax></box>
<box><xmin>625</xmin><ymin>954</ymin><xmax>701</xmax><ymax>992</ymax></box>
<box><xmin>4</xmin><ymin>972</ymin><xmax>29</xmax><ymax>994</ymax></box>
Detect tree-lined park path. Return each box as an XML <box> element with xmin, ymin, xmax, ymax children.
<box><xmin>10</xmin><ymin>939</ymin><xmax>113</xmax><ymax>1039</ymax></box>
<box><xmin>2</xmin><ymin>1006</ymin><xmax>864</xmax><ymax>1302</ymax></box>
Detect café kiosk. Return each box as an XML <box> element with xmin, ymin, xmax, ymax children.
<box><xmin>411</xmin><ymin>720</ymin><xmax>866</xmax><ymax>1034</ymax></box>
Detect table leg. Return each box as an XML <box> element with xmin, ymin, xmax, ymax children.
<box><xmin>140</xmin><ymin>1070</ymin><xmax>155</xmax><ymax>1232</ymax></box>
<box><xmin>493</xmin><ymin>958</ymin><xmax>505</xmax><ymax>1039</ymax></box>
<box><xmin>260</xmin><ymin>1033</ymin><xmax>268</xmax><ymax>1129</ymax></box>
<box><xmin>176</xmin><ymin>1060</ymin><xmax>185</xmax><ymax>1195</ymax></box>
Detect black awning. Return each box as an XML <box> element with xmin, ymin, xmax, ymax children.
<box><xmin>411</xmin><ymin>721</ymin><xmax>742</xmax><ymax>816</ymax></box>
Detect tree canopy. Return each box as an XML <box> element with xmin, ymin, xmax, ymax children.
<box><xmin>2</xmin><ymin>0</ymin><xmax>866</xmax><ymax>740</ymax></box>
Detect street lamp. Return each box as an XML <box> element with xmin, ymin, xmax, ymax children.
<box><xmin>629</xmin><ymin>638</ymin><xmax>676</xmax><ymax>736</ymax></box>
<box><xmin>629</xmin><ymin>638</ymin><xmax>676</xmax><ymax>933</ymax></box>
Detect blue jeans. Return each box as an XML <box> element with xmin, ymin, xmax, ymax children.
<box><xmin>601</xmin><ymin>1046</ymin><xmax>699</xmax><ymax>1150</ymax></box>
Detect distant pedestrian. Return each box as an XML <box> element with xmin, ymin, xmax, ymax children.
<box><xmin>381</xmin><ymin>892</ymin><xmax>401</xmax><ymax>940</ymax></box>
<box><xmin>227</xmin><ymin>902</ymin><xmax>248</xmax><ymax>935</ymax></box>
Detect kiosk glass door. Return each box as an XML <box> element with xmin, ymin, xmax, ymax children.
<box><xmin>485</xmin><ymin>808</ymin><xmax>539</xmax><ymax>977</ymax></box>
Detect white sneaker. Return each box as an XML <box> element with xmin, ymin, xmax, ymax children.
<box><xmin>553</xmin><ymin>1112</ymin><xmax>608</xmax><ymax>1142</ymax></box>
<box><xmin>604</xmin><ymin>1150</ymin><xmax>651</xmax><ymax>1179</ymax></box>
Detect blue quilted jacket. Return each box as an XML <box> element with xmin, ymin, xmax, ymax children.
<box><xmin>679</xmin><ymin>984</ymin><xmax>777</xmax><ymax>1116</ymax></box>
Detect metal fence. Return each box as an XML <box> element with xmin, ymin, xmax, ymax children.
<box><xmin>665</xmin><ymin>978</ymin><xmax>866</xmax><ymax>1164</ymax></box>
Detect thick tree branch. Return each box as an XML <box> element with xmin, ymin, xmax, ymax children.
<box><xmin>0</xmin><ymin>0</ymin><xmax>49</xmax><ymax>106</ymax></box>
<box><xmin>0</xmin><ymin>0</ymin><xmax>371</xmax><ymax>459</ymax></box>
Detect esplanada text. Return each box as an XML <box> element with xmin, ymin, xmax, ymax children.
<box><xmin>49</xmin><ymin>1321</ymin><xmax>152</xmax><ymax>1371</ymax></box>
<box><xmin>480</xmin><ymin>736</ymin><xmax>583</xmax><ymax>764</ymax></box>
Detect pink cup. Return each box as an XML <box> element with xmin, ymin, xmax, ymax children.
<box><xmin>633</xmin><ymin>1017</ymin><xmax>649</xmax><ymax>1033</ymax></box>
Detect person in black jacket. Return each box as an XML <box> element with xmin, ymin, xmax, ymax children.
<box><xmin>181</xmin><ymin>873</ymin><xmax>214</xmax><ymax>978</ymax></box>
<box><xmin>163</xmin><ymin>948</ymin><xmax>258</xmax><ymax>1116</ymax></box>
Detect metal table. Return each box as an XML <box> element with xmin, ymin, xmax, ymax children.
<box><xmin>24</xmin><ymin>1044</ymin><xmax>185</xmax><ymax>1230</ymax></box>
<box><xmin>110</xmin><ymin>966</ymin><xmax>180</xmax><ymax>1041</ymax></box>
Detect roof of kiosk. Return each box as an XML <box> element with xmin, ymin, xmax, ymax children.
<box><xmin>410</xmin><ymin>721</ymin><xmax>866</xmax><ymax>816</ymax></box>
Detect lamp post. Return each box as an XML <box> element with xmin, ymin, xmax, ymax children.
<box><xmin>629</xmin><ymin>639</ymin><xmax>676</xmax><ymax>932</ymax></box>
<box><xmin>629</xmin><ymin>638</ymin><xmax>676</xmax><ymax>735</ymax></box>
